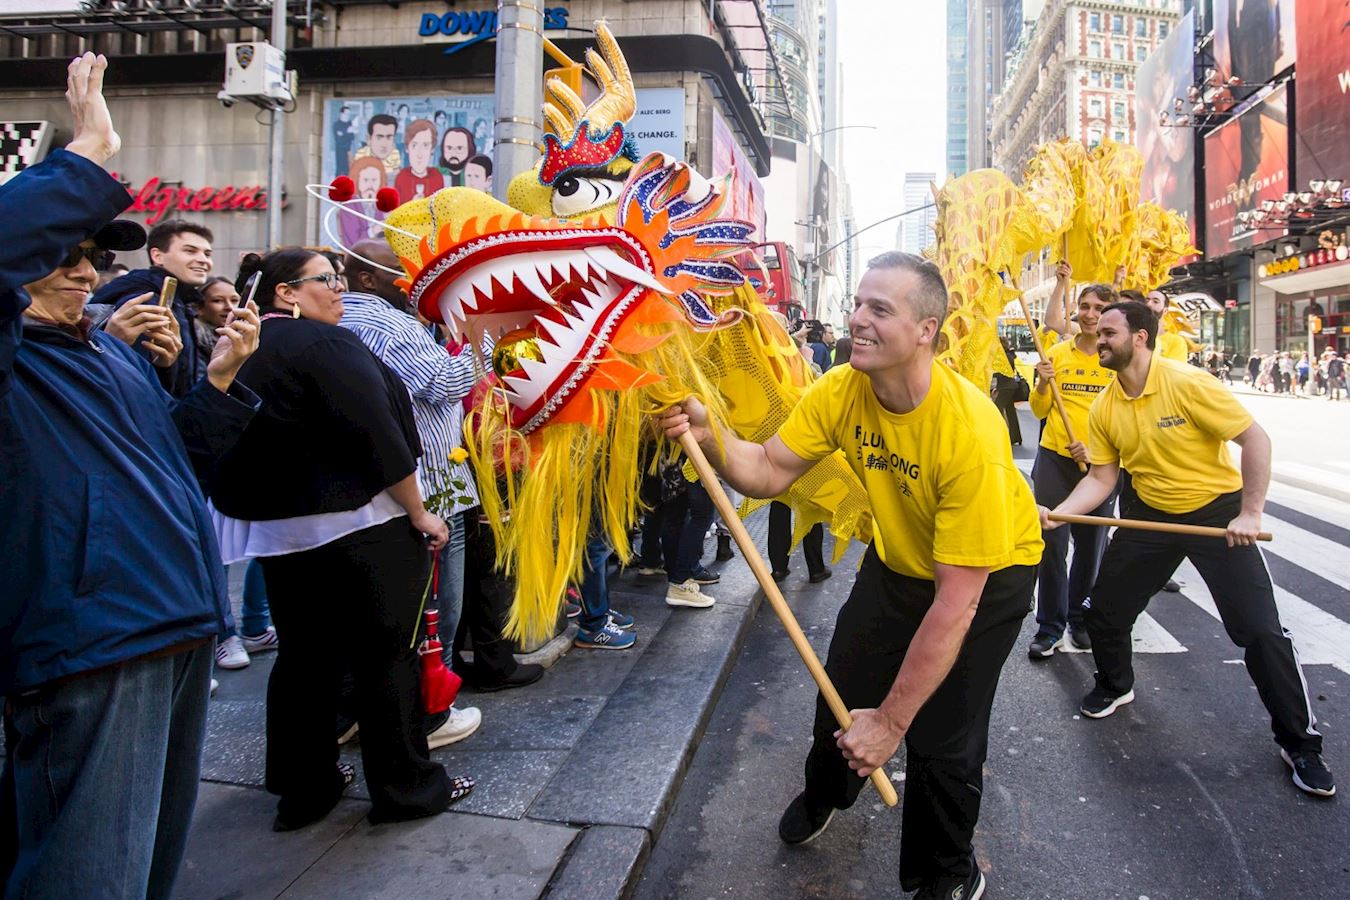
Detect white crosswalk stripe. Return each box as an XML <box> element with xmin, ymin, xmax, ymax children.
<box><xmin>1173</xmin><ymin>558</ymin><xmax>1350</xmax><ymax>676</ymax></box>
<box><xmin>1015</xmin><ymin>456</ymin><xmax>1350</xmax><ymax>663</ymax></box>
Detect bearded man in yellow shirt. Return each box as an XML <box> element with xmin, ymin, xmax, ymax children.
<box><xmin>661</xmin><ymin>252</ymin><xmax>1043</xmax><ymax>898</ymax></box>
<box><xmin>1027</xmin><ymin>283</ymin><xmax>1117</xmax><ymax>658</ymax></box>
<box><xmin>1041</xmin><ymin>301</ymin><xmax>1334</xmax><ymax>798</ymax></box>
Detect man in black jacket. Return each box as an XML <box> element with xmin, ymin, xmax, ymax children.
<box><xmin>90</xmin><ymin>219</ymin><xmax>215</xmax><ymax>396</ymax></box>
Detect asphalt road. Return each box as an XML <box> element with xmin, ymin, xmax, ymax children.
<box><xmin>637</xmin><ymin>404</ymin><xmax>1350</xmax><ymax>900</ymax></box>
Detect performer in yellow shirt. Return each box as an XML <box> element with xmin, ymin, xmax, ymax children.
<box><xmin>1042</xmin><ymin>300</ymin><xmax>1334</xmax><ymax>798</ymax></box>
<box><xmin>1145</xmin><ymin>289</ymin><xmax>1188</xmax><ymax>361</ymax></box>
<box><xmin>661</xmin><ymin>252</ymin><xmax>1042</xmax><ymax>898</ymax></box>
<box><xmin>1026</xmin><ymin>283</ymin><xmax>1117</xmax><ymax>658</ymax></box>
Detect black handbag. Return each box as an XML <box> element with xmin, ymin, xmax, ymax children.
<box><xmin>1013</xmin><ymin>374</ymin><xmax>1030</xmax><ymax>403</ymax></box>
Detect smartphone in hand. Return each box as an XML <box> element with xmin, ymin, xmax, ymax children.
<box><xmin>159</xmin><ymin>276</ymin><xmax>177</xmax><ymax>307</ymax></box>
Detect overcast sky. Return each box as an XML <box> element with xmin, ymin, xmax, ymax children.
<box><xmin>838</xmin><ymin>0</ymin><xmax>1044</xmax><ymax>259</ymax></box>
<box><xmin>838</xmin><ymin>1</ymin><xmax>949</xmax><ymax>259</ymax></box>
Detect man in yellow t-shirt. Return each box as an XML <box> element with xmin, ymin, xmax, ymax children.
<box><xmin>661</xmin><ymin>252</ymin><xmax>1042</xmax><ymax>897</ymax></box>
<box><xmin>1042</xmin><ymin>300</ymin><xmax>1334</xmax><ymax>798</ymax></box>
<box><xmin>1026</xmin><ymin>283</ymin><xmax>1118</xmax><ymax>658</ymax></box>
<box><xmin>1145</xmin><ymin>289</ymin><xmax>1189</xmax><ymax>361</ymax></box>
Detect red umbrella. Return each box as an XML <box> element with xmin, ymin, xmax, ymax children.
<box><xmin>419</xmin><ymin>560</ymin><xmax>460</xmax><ymax>715</ymax></box>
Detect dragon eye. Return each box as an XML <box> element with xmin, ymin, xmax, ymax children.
<box><xmin>551</xmin><ymin>176</ymin><xmax>622</xmax><ymax>217</ymax></box>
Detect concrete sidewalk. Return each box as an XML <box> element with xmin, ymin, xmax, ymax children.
<box><xmin>175</xmin><ymin>511</ymin><xmax>778</xmax><ymax>900</ymax></box>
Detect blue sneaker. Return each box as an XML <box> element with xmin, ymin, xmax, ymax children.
<box><xmin>607</xmin><ymin>610</ymin><xmax>635</xmax><ymax>630</ymax></box>
<box><xmin>574</xmin><ymin>622</ymin><xmax>636</xmax><ymax>650</ymax></box>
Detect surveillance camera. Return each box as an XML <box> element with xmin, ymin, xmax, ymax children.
<box><xmin>216</xmin><ymin>90</ymin><xmax>236</xmax><ymax>109</ymax></box>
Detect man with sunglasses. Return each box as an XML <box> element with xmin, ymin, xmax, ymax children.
<box><xmin>1</xmin><ymin>55</ymin><xmax>263</xmax><ymax>898</ymax></box>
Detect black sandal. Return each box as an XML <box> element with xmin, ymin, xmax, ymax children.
<box><xmin>448</xmin><ymin>774</ymin><xmax>474</xmax><ymax>804</ymax></box>
<box><xmin>272</xmin><ymin>764</ymin><xmax>356</xmax><ymax>832</ymax></box>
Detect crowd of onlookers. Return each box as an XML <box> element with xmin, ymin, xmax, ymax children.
<box><xmin>1245</xmin><ymin>348</ymin><xmax>1347</xmax><ymax>399</ymax></box>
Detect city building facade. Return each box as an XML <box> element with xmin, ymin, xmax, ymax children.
<box><xmin>760</xmin><ymin>0</ymin><xmax>852</xmax><ymax>326</ymax></box>
<box><xmin>896</xmin><ymin>172</ymin><xmax>939</xmax><ymax>256</ymax></box>
<box><xmin>0</xmin><ymin>0</ymin><xmax>775</xmax><ymax>273</ymax></box>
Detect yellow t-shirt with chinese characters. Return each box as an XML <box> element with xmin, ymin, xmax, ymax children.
<box><xmin>777</xmin><ymin>361</ymin><xmax>1043</xmax><ymax>580</ymax></box>
<box><xmin>1029</xmin><ymin>338</ymin><xmax>1115</xmax><ymax>458</ymax></box>
<box><xmin>1087</xmin><ymin>355</ymin><xmax>1252</xmax><ymax>513</ymax></box>
<box><xmin>1157</xmin><ymin>330</ymin><xmax>1188</xmax><ymax>361</ymax></box>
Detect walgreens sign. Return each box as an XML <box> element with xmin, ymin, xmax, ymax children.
<box><xmin>108</xmin><ymin>173</ymin><xmax>282</xmax><ymax>226</ymax></box>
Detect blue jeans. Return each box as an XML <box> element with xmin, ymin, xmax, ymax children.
<box><xmin>1032</xmin><ymin>447</ymin><xmax>1116</xmax><ymax>638</ymax></box>
<box><xmin>239</xmin><ymin>559</ymin><xmax>271</xmax><ymax>637</ymax></box>
<box><xmin>662</xmin><ymin>482</ymin><xmax>713</xmax><ymax>584</ymax></box>
<box><xmin>2</xmin><ymin>642</ymin><xmax>214</xmax><ymax>899</ymax></box>
<box><xmin>577</xmin><ymin>534</ymin><xmax>613</xmax><ymax>633</ymax></box>
<box><xmin>434</xmin><ymin>511</ymin><xmax>467</xmax><ymax>668</ymax></box>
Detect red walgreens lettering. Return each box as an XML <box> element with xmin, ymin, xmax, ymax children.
<box><xmin>109</xmin><ymin>172</ymin><xmax>272</xmax><ymax>225</ymax></box>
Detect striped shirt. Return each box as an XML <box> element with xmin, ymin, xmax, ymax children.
<box><xmin>339</xmin><ymin>292</ymin><xmax>481</xmax><ymax>515</ymax></box>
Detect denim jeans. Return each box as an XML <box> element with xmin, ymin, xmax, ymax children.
<box><xmin>577</xmin><ymin>534</ymin><xmax>613</xmax><ymax>633</ymax></box>
<box><xmin>239</xmin><ymin>559</ymin><xmax>271</xmax><ymax>637</ymax></box>
<box><xmin>434</xmin><ymin>511</ymin><xmax>468</xmax><ymax>669</ymax></box>
<box><xmin>2</xmin><ymin>641</ymin><xmax>214</xmax><ymax>900</ymax></box>
<box><xmin>662</xmin><ymin>482</ymin><xmax>713</xmax><ymax>584</ymax></box>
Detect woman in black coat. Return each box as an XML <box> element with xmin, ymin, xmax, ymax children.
<box><xmin>210</xmin><ymin>248</ymin><xmax>470</xmax><ymax>831</ymax></box>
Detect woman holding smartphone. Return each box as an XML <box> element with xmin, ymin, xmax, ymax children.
<box><xmin>209</xmin><ymin>248</ymin><xmax>471</xmax><ymax>831</ymax></box>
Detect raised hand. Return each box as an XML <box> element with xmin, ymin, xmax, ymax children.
<box><xmin>65</xmin><ymin>52</ymin><xmax>120</xmax><ymax>165</ymax></box>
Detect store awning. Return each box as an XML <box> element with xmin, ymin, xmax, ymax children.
<box><xmin>1171</xmin><ymin>292</ymin><xmax>1224</xmax><ymax>317</ymax></box>
<box><xmin>1259</xmin><ymin>258</ymin><xmax>1350</xmax><ymax>294</ymax></box>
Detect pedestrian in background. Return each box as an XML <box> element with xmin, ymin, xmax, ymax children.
<box><xmin>2</xmin><ymin>54</ymin><xmax>262</xmax><ymax>898</ymax></box>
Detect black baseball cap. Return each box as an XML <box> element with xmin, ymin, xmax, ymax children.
<box><xmin>90</xmin><ymin>219</ymin><xmax>146</xmax><ymax>252</ymax></box>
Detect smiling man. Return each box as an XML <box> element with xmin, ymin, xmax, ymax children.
<box><xmin>92</xmin><ymin>218</ymin><xmax>216</xmax><ymax>397</ymax></box>
<box><xmin>1041</xmin><ymin>300</ymin><xmax>1334</xmax><ymax>798</ymax></box>
<box><xmin>661</xmin><ymin>251</ymin><xmax>1042</xmax><ymax>899</ymax></box>
<box><xmin>1027</xmin><ymin>283</ymin><xmax>1118</xmax><ymax>658</ymax></box>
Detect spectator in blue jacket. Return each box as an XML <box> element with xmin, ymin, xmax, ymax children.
<box><xmin>0</xmin><ymin>54</ymin><xmax>262</xmax><ymax>900</ymax></box>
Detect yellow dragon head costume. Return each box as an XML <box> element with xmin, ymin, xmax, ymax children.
<box><xmin>308</xmin><ymin>22</ymin><xmax>872</xmax><ymax>643</ymax></box>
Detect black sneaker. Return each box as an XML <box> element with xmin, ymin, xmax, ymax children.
<box><xmin>1162</xmin><ymin>579</ymin><xmax>1181</xmax><ymax>592</ymax></box>
<box><xmin>777</xmin><ymin>792</ymin><xmax>836</xmax><ymax>845</ymax></box>
<box><xmin>1027</xmin><ymin>632</ymin><xmax>1062</xmax><ymax>659</ymax></box>
<box><xmin>1068</xmin><ymin>623</ymin><xmax>1092</xmax><ymax>650</ymax></box>
<box><xmin>915</xmin><ymin>867</ymin><xmax>985</xmax><ymax>900</ymax></box>
<box><xmin>689</xmin><ymin>565</ymin><xmax>720</xmax><ymax>585</ymax></box>
<box><xmin>1080</xmin><ymin>680</ymin><xmax>1135</xmax><ymax>718</ymax></box>
<box><xmin>809</xmin><ymin>567</ymin><xmax>833</xmax><ymax>584</ymax></box>
<box><xmin>1281</xmin><ymin>749</ymin><xmax>1336</xmax><ymax>797</ymax></box>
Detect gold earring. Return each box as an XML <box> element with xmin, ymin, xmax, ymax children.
<box><xmin>291</xmin><ymin>302</ymin><xmax>301</xmax><ymax>320</ymax></box>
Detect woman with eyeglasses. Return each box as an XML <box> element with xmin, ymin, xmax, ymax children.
<box><xmin>208</xmin><ymin>247</ymin><xmax>472</xmax><ymax>832</ymax></box>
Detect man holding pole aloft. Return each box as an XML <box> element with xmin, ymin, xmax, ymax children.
<box><xmin>1027</xmin><ymin>282</ymin><xmax>1117</xmax><ymax>658</ymax></box>
<box><xmin>662</xmin><ymin>252</ymin><xmax>1042</xmax><ymax>898</ymax></box>
<box><xmin>1041</xmin><ymin>300</ymin><xmax>1334</xmax><ymax>798</ymax></box>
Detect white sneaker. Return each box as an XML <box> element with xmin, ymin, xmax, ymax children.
<box><xmin>666</xmin><ymin>579</ymin><xmax>716</xmax><ymax>608</ymax></box>
<box><xmin>427</xmin><ymin>706</ymin><xmax>483</xmax><ymax>750</ymax></box>
<box><xmin>215</xmin><ymin>635</ymin><xmax>250</xmax><ymax>670</ymax></box>
<box><xmin>209</xmin><ymin>678</ymin><xmax>219</xmax><ymax>697</ymax></box>
<box><xmin>241</xmin><ymin>626</ymin><xmax>279</xmax><ymax>654</ymax></box>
